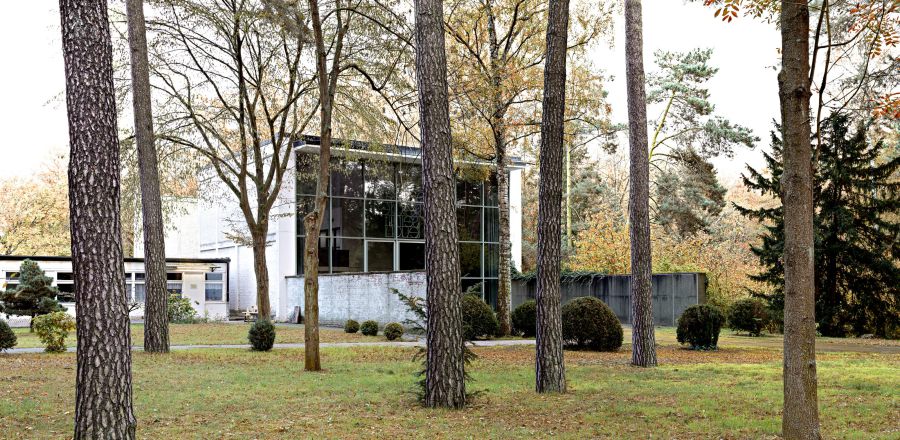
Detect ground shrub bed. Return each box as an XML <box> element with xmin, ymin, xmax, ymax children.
<box><xmin>677</xmin><ymin>304</ymin><xmax>725</xmax><ymax>350</ymax></box>
<box><xmin>728</xmin><ymin>298</ymin><xmax>771</xmax><ymax>336</ymax></box>
<box><xmin>0</xmin><ymin>343</ymin><xmax>896</xmax><ymax>438</ymax></box>
<box><xmin>462</xmin><ymin>294</ymin><xmax>499</xmax><ymax>340</ymax></box>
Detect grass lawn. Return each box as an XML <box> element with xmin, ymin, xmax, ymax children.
<box><xmin>10</xmin><ymin>323</ymin><xmax>391</xmax><ymax>349</ymax></box>
<box><xmin>0</xmin><ymin>336</ymin><xmax>897</xmax><ymax>438</ymax></box>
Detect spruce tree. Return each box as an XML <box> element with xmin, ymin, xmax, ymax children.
<box><xmin>0</xmin><ymin>260</ymin><xmax>64</xmax><ymax>331</ymax></box>
<box><xmin>738</xmin><ymin>115</ymin><xmax>900</xmax><ymax>337</ymax></box>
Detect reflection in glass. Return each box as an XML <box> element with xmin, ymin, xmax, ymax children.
<box><xmin>296</xmin><ymin>153</ymin><xmax>320</xmax><ymax>195</ymax></box>
<box><xmin>461</xmin><ymin>278</ymin><xmax>482</xmax><ymax>296</ymax></box>
<box><xmin>330</xmin><ymin>158</ymin><xmax>363</xmax><ymax>197</ymax></box>
<box><xmin>457</xmin><ymin>206</ymin><xmax>482</xmax><ymax>241</ymax></box>
<box><xmin>484</xmin><ymin>279</ymin><xmax>498</xmax><ymax>309</ymax></box>
<box><xmin>297</xmin><ymin>235</ymin><xmax>330</xmax><ymax>273</ymax></box>
<box><xmin>456</xmin><ymin>178</ymin><xmax>483</xmax><ymax>206</ymax></box>
<box><xmin>484</xmin><ymin>244</ymin><xmax>499</xmax><ymax>278</ymax></box>
<box><xmin>297</xmin><ymin>196</ymin><xmax>331</xmax><ymax>237</ymax></box>
<box><xmin>366</xmin><ymin>200</ymin><xmax>396</xmax><ymax>238</ymax></box>
<box><xmin>365</xmin><ymin>160</ymin><xmax>395</xmax><ymax>200</ymax></box>
<box><xmin>332</xmin><ymin>238</ymin><xmax>364</xmax><ymax>273</ymax></box>
<box><xmin>397</xmin><ymin>163</ymin><xmax>423</xmax><ymax>202</ymax></box>
<box><xmin>459</xmin><ymin>243</ymin><xmax>481</xmax><ymax>278</ymax></box>
<box><xmin>366</xmin><ymin>241</ymin><xmax>394</xmax><ymax>271</ymax></box>
<box><xmin>399</xmin><ymin>242</ymin><xmax>425</xmax><ymax>271</ymax></box>
<box><xmin>331</xmin><ymin>198</ymin><xmax>364</xmax><ymax>237</ymax></box>
<box><xmin>485</xmin><ymin>172</ymin><xmax>499</xmax><ymax>207</ymax></box>
<box><xmin>398</xmin><ymin>203</ymin><xmax>424</xmax><ymax>239</ymax></box>
<box><xmin>484</xmin><ymin>208</ymin><xmax>500</xmax><ymax>243</ymax></box>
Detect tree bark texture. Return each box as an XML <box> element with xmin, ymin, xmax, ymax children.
<box><xmin>624</xmin><ymin>0</ymin><xmax>657</xmax><ymax>368</ymax></box>
<box><xmin>59</xmin><ymin>0</ymin><xmax>137</xmax><ymax>437</ymax></box>
<box><xmin>779</xmin><ymin>0</ymin><xmax>821</xmax><ymax>437</ymax></box>
<box><xmin>126</xmin><ymin>0</ymin><xmax>169</xmax><ymax>354</ymax></box>
<box><xmin>415</xmin><ymin>0</ymin><xmax>467</xmax><ymax>408</ymax></box>
<box><xmin>252</xmin><ymin>226</ymin><xmax>272</xmax><ymax>321</ymax></box>
<box><xmin>534</xmin><ymin>0</ymin><xmax>569</xmax><ymax>394</ymax></box>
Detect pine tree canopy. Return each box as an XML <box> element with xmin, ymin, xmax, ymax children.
<box><xmin>0</xmin><ymin>260</ymin><xmax>64</xmax><ymax>326</ymax></box>
<box><xmin>737</xmin><ymin>114</ymin><xmax>900</xmax><ymax>337</ymax></box>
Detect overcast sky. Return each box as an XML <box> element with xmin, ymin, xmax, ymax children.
<box><xmin>0</xmin><ymin>1</ymin><xmax>781</xmax><ymax>183</ymax></box>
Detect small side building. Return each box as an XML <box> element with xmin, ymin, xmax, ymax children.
<box><xmin>0</xmin><ymin>255</ymin><xmax>230</xmax><ymax>324</ymax></box>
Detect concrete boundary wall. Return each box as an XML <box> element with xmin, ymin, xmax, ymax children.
<box><xmin>511</xmin><ymin>273</ymin><xmax>707</xmax><ymax>326</ymax></box>
<box><xmin>286</xmin><ymin>272</ymin><xmax>426</xmax><ymax>325</ymax></box>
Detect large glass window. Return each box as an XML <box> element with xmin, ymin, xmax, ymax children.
<box><xmin>296</xmin><ymin>150</ymin><xmax>506</xmax><ymax>309</ymax></box>
<box><xmin>133</xmin><ymin>273</ymin><xmax>146</xmax><ymax>303</ymax></box>
<box><xmin>366</xmin><ymin>200</ymin><xmax>395</xmax><ymax>238</ymax></box>
<box><xmin>167</xmin><ymin>272</ymin><xmax>183</xmax><ymax>295</ymax></box>
<box><xmin>399</xmin><ymin>242</ymin><xmax>425</xmax><ymax>271</ymax></box>
<box><xmin>56</xmin><ymin>272</ymin><xmax>75</xmax><ymax>302</ymax></box>
<box><xmin>366</xmin><ymin>241</ymin><xmax>394</xmax><ymax>272</ymax></box>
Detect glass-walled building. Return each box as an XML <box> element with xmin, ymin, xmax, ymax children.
<box><xmin>295</xmin><ymin>151</ymin><xmax>503</xmax><ymax>307</ymax></box>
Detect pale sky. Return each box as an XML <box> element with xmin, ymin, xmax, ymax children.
<box><xmin>0</xmin><ymin>1</ymin><xmax>780</xmax><ymax>183</ymax></box>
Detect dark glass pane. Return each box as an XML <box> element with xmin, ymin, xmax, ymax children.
<box><xmin>205</xmin><ymin>273</ymin><xmax>223</xmax><ymax>281</ymax></box>
<box><xmin>397</xmin><ymin>163</ymin><xmax>423</xmax><ymax>202</ymax></box>
<box><xmin>461</xmin><ymin>278</ymin><xmax>482</xmax><ymax>296</ymax></box>
<box><xmin>459</xmin><ymin>243</ymin><xmax>481</xmax><ymax>278</ymax></box>
<box><xmin>135</xmin><ymin>273</ymin><xmax>146</xmax><ymax>281</ymax></box>
<box><xmin>332</xmin><ymin>238</ymin><xmax>364</xmax><ymax>273</ymax></box>
<box><xmin>331</xmin><ymin>198</ymin><xmax>364</xmax><ymax>237</ymax></box>
<box><xmin>366</xmin><ymin>241</ymin><xmax>394</xmax><ymax>272</ymax></box>
<box><xmin>484</xmin><ymin>244</ymin><xmax>499</xmax><ymax>278</ymax></box>
<box><xmin>330</xmin><ymin>158</ymin><xmax>364</xmax><ymax>197</ymax></box>
<box><xmin>399</xmin><ymin>242</ymin><xmax>425</xmax><ymax>271</ymax></box>
<box><xmin>296</xmin><ymin>152</ymin><xmax>319</xmax><ymax>196</ymax></box>
<box><xmin>297</xmin><ymin>235</ymin><xmax>330</xmax><ymax>274</ymax></box>
<box><xmin>366</xmin><ymin>200</ymin><xmax>396</xmax><ymax>238</ymax></box>
<box><xmin>397</xmin><ymin>203</ymin><xmax>424</xmax><ymax>239</ymax></box>
<box><xmin>57</xmin><ymin>272</ymin><xmax>74</xmax><ymax>281</ymax></box>
<box><xmin>456</xmin><ymin>178</ymin><xmax>483</xmax><ymax>206</ymax></box>
<box><xmin>484</xmin><ymin>279</ymin><xmax>498</xmax><ymax>310</ymax></box>
<box><xmin>5</xmin><ymin>272</ymin><xmax>20</xmax><ymax>280</ymax></box>
<box><xmin>457</xmin><ymin>206</ymin><xmax>482</xmax><ymax>241</ymax></box>
<box><xmin>365</xmin><ymin>160</ymin><xmax>395</xmax><ymax>200</ymax></box>
<box><xmin>297</xmin><ymin>196</ymin><xmax>331</xmax><ymax>237</ymax></box>
<box><xmin>167</xmin><ymin>272</ymin><xmax>183</xmax><ymax>281</ymax></box>
<box><xmin>205</xmin><ymin>284</ymin><xmax>224</xmax><ymax>301</ymax></box>
<box><xmin>484</xmin><ymin>208</ymin><xmax>500</xmax><ymax>243</ymax></box>
<box><xmin>484</xmin><ymin>172</ymin><xmax>499</xmax><ymax>207</ymax></box>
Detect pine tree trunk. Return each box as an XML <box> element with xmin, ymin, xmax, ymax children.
<box><xmin>624</xmin><ymin>0</ymin><xmax>657</xmax><ymax>368</ymax></box>
<box><xmin>126</xmin><ymin>0</ymin><xmax>169</xmax><ymax>354</ymax></box>
<box><xmin>534</xmin><ymin>0</ymin><xmax>569</xmax><ymax>394</ymax></box>
<box><xmin>59</xmin><ymin>0</ymin><xmax>137</xmax><ymax>436</ymax></box>
<box><xmin>779</xmin><ymin>0</ymin><xmax>821</xmax><ymax>437</ymax></box>
<box><xmin>252</xmin><ymin>226</ymin><xmax>271</xmax><ymax>321</ymax></box>
<box><xmin>414</xmin><ymin>0</ymin><xmax>466</xmax><ymax>408</ymax></box>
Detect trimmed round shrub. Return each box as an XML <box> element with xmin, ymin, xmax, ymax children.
<box><xmin>462</xmin><ymin>294</ymin><xmax>499</xmax><ymax>340</ymax></box>
<box><xmin>0</xmin><ymin>320</ymin><xmax>17</xmax><ymax>352</ymax></box>
<box><xmin>384</xmin><ymin>322</ymin><xmax>404</xmax><ymax>341</ymax></box>
<box><xmin>32</xmin><ymin>311</ymin><xmax>76</xmax><ymax>353</ymax></box>
<box><xmin>561</xmin><ymin>296</ymin><xmax>623</xmax><ymax>351</ymax></box>
<box><xmin>728</xmin><ymin>298</ymin><xmax>770</xmax><ymax>336</ymax></box>
<box><xmin>676</xmin><ymin>304</ymin><xmax>725</xmax><ymax>350</ymax></box>
<box><xmin>248</xmin><ymin>319</ymin><xmax>276</xmax><ymax>351</ymax></box>
<box><xmin>360</xmin><ymin>320</ymin><xmax>379</xmax><ymax>336</ymax></box>
<box><xmin>344</xmin><ymin>319</ymin><xmax>360</xmax><ymax>334</ymax></box>
<box><xmin>511</xmin><ymin>300</ymin><xmax>537</xmax><ymax>337</ymax></box>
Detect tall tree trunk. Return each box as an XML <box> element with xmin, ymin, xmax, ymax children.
<box><xmin>486</xmin><ymin>0</ymin><xmax>511</xmax><ymax>337</ymax></box>
<box><xmin>59</xmin><ymin>0</ymin><xmax>137</xmax><ymax>436</ymax></box>
<box><xmin>251</xmin><ymin>225</ymin><xmax>272</xmax><ymax>321</ymax></box>
<box><xmin>126</xmin><ymin>0</ymin><xmax>169</xmax><ymax>354</ymax></box>
<box><xmin>534</xmin><ymin>0</ymin><xmax>569</xmax><ymax>394</ymax></box>
<box><xmin>415</xmin><ymin>0</ymin><xmax>466</xmax><ymax>408</ymax></box>
<box><xmin>779</xmin><ymin>0</ymin><xmax>821</xmax><ymax>437</ymax></box>
<box><xmin>624</xmin><ymin>0</ymin><xmax>657</xmax><ymax>368</ymax></box>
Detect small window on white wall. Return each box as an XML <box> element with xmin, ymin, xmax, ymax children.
<box><xmin>167</xmin><ymin>272</ymin><xmax>183</xmax><ymax>295</ymax></box>
<box><xmin>205</xmin><ymin>272</ymin><xmax>224</xmax><ymax>301</ymax></box>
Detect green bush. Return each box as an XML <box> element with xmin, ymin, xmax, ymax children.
<box><xmin>676</xmin><ymin>304</ymin><xmax>725</xmax><ymax>350</ymax></box>
<box><xmin>728</xmin><ymin>298</ymin><xmax>770</xmax><ymax>336</ymax></box>
<box><xmin>248</xmin><ymin>319</ymin><xmax>276</xmax><ymax>351</ymax></box>
<box><xmin>561</xmin><ymin>296</ymin><xmax>622</xmax><ymax>351</ymax></box>
<box><xmin>360</xmin><ymin>320</ymin><xmax>379</xmax><ymax>336</ymax></box>
<box><xmin>344</xmin><ymin>319</ymin><xmax>360</xmax><ymax>333</ymax></box>
<box><xmin>511</xmin><ymin>300</ymin><xmax>537</xmax><ymax>337</ymax></box>
<box><xmin>462</xmin><ymin>294</ymin><xmax>499</xmax><ymax>340</ymax></box>
<box><xmin>384</xmin><ymin>322</ymin><xmax>404</xmax><ymax>341</ymax></box>
<box><xmin>32</xmin><ymin>311</ymin><xmax>75</xmax><ymax>353</ymax></box>
<box><xmin>167</xmin><ymin>294</ymin><xmax>198</xmax><ymax>323</ymax></box>
<box><xmin>0</xmin><ymin>320</ymin><xmax>16</xmax><ymax>352</ymax></box>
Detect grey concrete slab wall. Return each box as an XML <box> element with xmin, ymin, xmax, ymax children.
<box><xmin>286</xmin><ymin>272</ymin><xmax>426</xmax><ymax>326</ymax></box>
<box><xmin>511</xmin><ymin>273</ymin><xmax>706</xmax><ymax>326</ymax></box>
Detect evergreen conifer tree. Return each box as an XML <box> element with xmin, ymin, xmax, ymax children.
<box><xmin>0</xmin><ymin>260</ymin><xmax>65</xmax><ymax>331</ymax></box>
<box><xmin>738</xmin><ymin>115</ymin><xmax>900</xmax><ymax>337</ymax></box>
